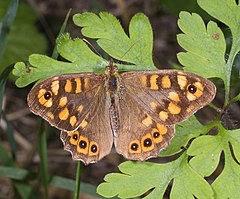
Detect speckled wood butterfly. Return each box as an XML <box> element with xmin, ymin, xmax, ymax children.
<box><xmin>28</xmin><ymin>62</ymin><xmax>216</xmax><ymax>164</ymax></box>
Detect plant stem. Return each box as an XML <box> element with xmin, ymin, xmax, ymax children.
<box><xmin>39</xmin><ymin>120</ymin><xmax>49</xmax><ymax>199</ymax></box>
<box><xmin>224</xmin><ymin>37</ymin><xmax>239</xmax><ymax>107</ymax></box>
<box><xmin>74</xmin><ymin>161</ymin><xmax>82</xmax><ymax>199</ymax></box>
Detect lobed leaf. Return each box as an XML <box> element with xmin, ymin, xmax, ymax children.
<box><xmin>187</xmin><ymin>135</ymin><xmax>222</xmax><ymax>177</ymax></box>
<box><xmin>187</xmin><ymin>122</ymin><xmax>240</xmax><ymax>197</ymax></box>
<box><xmin>228</xmin><ymin>129</ymin><xmax>240</xmax><ymax>163</ymax></box>
<box><xmin>212</xmin><ymin>148</ymin><xmax>240</xmax><ymax>199</ymax></box>
<box><xmin>13</xmin><ymin>52</ymin><xmax>103</xmax><ymax>87</ymax></box>
<box><xmin>177</xmin><ymin>12</ymin><xmax>226</xmax><ymax>82</ymax></box>
<box><xmin>198</xmin><ymin>0</ymin><xmax>240</xmax><ymax>53</ymax></box>
<box><xmin>97</xmin><ymin>153</ymin><xmax>213</xmax><ymax>199</ymax></box>
<box><xmin>56</xmin><ymin>33</ymin><xmax>104</xmax><ymax>68</ymax></box>
<box><xmin>73</xmin><ymin>12</ymin><xmax>155</xmax><ymax>69</ymax></box>
<box><xmin>14</xmin><ymin>13</ymin><xmax>156</xmax><ymax>87</ymax></box>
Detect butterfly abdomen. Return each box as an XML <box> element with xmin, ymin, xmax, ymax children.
<box><xmin>108</xmin><ymin>76</ymin><xmax>118</xmax><ymax>92</ymax></box>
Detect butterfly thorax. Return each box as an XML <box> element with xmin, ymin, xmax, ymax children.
<box><xmin>105</xmin><ymin>64</ymin><xmax>120</xmax><ymax>93</ymax></box>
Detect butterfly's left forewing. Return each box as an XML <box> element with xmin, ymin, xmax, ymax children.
<box><xmin>27</xmin><ymin>73</ymin><xmax>104</xmax><ymax>132</ymax></box>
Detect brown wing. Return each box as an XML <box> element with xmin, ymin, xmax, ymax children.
<box><xmin>114</xmin><ymin>69</ymin><xmax>215</xmax><ymax>160</ymax></box>
<box><xmin>121</xmin><ymin>70</ymin><xmax>216</xmax><ymax>125</ymax></box>
<box><xmin>60</xmin><ymin>86</ymin><xmax>113</xmax><ymax>165</ymax></box>
<box><xmin>113</xmin><ymin>90</ymin><xmax>175</xmax><ymax>161</ymax></box>
<box><xmin>27</xmin><ymin>73</ymin><xmax>104</xmax><ymax>132</ymax></box>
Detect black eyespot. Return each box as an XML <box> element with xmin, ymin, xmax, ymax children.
<box><xmin>187</xmin><ymin>84</ymin><xmax>197</xmax><ymax>94</ymax></box>
<box><xmin>79</xmin><ymin>140</ymin><xmax>87</xmax><ymax>149</ymax></box>
<box><xmin>153</xmin><ymin>132</ymin><xmax>160</xmax><ymax>138</ymax></box>
<box><xmin>73</xmin><ymin>134</ymin><xmax>78</xmax><ymax>140</ymax></box>
<box><xmin>44</xmin><ymin>91</ymin><xmax>52</xmax><ymax>100</ymax></box>
<box><xmin>144</xmin><ymin>138</ymin><xmax>152</xmax><ymax>147</ymax></box>
<box><xmin>131</xmin><ymin>143</ymin><xmax>139</xmax><ymax>151</ymax></box>
<box><xmin>91</xmin><ymin>144</ymin><xmax>98</xmax><ymax>153</ymax></box>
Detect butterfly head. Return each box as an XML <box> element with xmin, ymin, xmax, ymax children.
<box><xmin>105</xmin><ymin>62</ymin><xmax>118</xmax><ymax>76</ymax></box>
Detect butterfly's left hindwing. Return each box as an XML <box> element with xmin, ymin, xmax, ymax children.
<box><xmin>27</xmin><ymin>73</ymin><xmax>104</xmax><ymax>132</ymax></box>
<box><xmin>60</xmin><ymin>88</ymin><xmax>113</xmax><ymax>164</ymax></box>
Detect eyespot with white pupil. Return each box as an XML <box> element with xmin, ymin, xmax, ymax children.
<box><xmin>187</xmin><ymin>84</ymin><xmax>197</xmax><ymax>94</ymax></box>
<box><xmin>91</xmin><ymin>144</ymin><xmax>98</xmax><ymax>153</ymax></box>
<box><xmin>44</xmin><ymin>91</ymin><xmax>52</xmax><ymax>100</ymax></box>
<box><xmin>73</xmin><ymin>134</ymin><xmax>78</xmax><ymax>140</ymax></box>
<box><xmin>79</xmin><ymin>140</ymin><xmax>87</xmax><ymax>149</ymax></box>
<box><xmin>143</xmin><ymin>138</ymin><xmax>152</xmax><ymax>147</ymax></box>
<box><xmin>131</xmin><ymin>143</ymin><xmax>139</xmax><ymax>151</ymax></box>
<box><xmin>153</xmin><ymin>132</ymin><xmax>160</xmax><ymax>138</ymax></box>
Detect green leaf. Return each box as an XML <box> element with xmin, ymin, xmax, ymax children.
<box><xmin>177</xmin><ymin>12</ymin><xmax>226</xmax><ymax>82</ymax></box>
<box><xmin>188</xmin><ymin>122</ymin><xmax>240</xmax><ymax>198</ymax></box>
<box><xmin>0</xmin><ymin>142</ymin><xmax>15</xmax><ymax>166</ymax></box>
<box><xmin>13</xmin><ymin>13</ymin><xmax>155</xmax><ymax>87</ymax></box>
<box><xmin>228</xmin><ymin>129</ymin><xmax>240</xmax><ymax>163</ymax></box>
<box><xmin>0</xmin><ymin>166</ymin><xmax>34</xmax><ymax>198</ymax></box>
<box><xmin>187</xmin><ymin>135</ymin><xmax>222</xmax><ymax>177</ymax></box>
<box><xmin>0</xmin><ymin>165</ymin><xmax>99</xmax><ymax>197</ymax></box>
<box><xmin>2</xmin><ymin>113</ymin><xmax>16</xmax><ymax>160</ymax></box>
<box><xmin>212</xmin><ymin>147</ymin><xmax>240</xmax><ymax>199</ymax></box>
<box><xmin>73</xmin><ymin>12</ymin><xmax>155</xmax><ymax>69</ymax></box>
<box><xmin>0</xmin><ymin>0</ymin><xmax>18</xmax><ymax>65</ymax></box>
<box><xmin>170</xmin><ymin>155</ymin><xmax>213</xmax><ymax>199</ymax></box>
<box><xmin>14</xmin><ymin>182</ymin><xmax>34</xmax><ymax>199</ymax></box>
<box><xmin>13</xmin><ymin>53</ymin><xmax>102</xmax><ymax>88</ymax></box>
<box><xmin>49</xmin><ymin>176</ymin><xmax>100</xmax><ymax>197</ymax></box>
<box><xmin>0</xmin><ymin>166</ymin><xmax>29</xmax><ymax>179</ymax></box>
<box><xmin>197</xmin><ymin>0</ymin><xmax>240</xmax><ymax>53</ymax></box>
<box><xmin>97</xmin><ymin>153</ymin><xmax>213</xmax><ymax>199</ymax></box>
<box><xmin>160</xmin><ymin>116</ymin><xmax>211</xmax><ymax>156</ymax></box>
<box><xmin>0</xmin><ymin>64</ymin><xmax>13</xmax><ymax>117</ymax></box>
<box><xmin>0</xmin><ymin>1</ymin><xmax>47</xmax><ymax>73</ymax></box>
<box><xmin>51</xmin><ymin>9</ymin><xmax>72</xmax><ymax>59</ymax></box>
<box><xmin>197</xmin><ymin>0</ymin><xmax>240</xmax><ymax>105</ymax></box>
<box><xmin>56</xmin><ymin>33</ymin><xmax>104</xmax><ymax>68</ymax></box>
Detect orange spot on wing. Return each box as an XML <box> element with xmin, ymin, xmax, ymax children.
<box><xmin>159</xmin><ymin>111</ymin><xmax>168</xmax><ymax>121</ymax></box>
<box><xmin>65</xmin><ymin>80</ymin><xmax>72</xmax><ymax>92</ymax></box>
<box><xmin>150</xmin><ymin>75</ymin><xmax>159</xmax><ymax>90</ymax></box>
<box><xmin>75</xmin><ymin>78</ymin><xmax>81</xmax><ymax>93</ymax></box>
<box><xmin>70</xmin><ymin>116</ymin><xmax>77</xmax><ymax>126</ymax></box>
<box><xmin>59</xmin><ymin>96</ymin><xmax>68</xmax><ymax>107</ymax></box>
<box><xmin>168</xmin><ymin>102</ymin><xmax>181</xmax><ymax>115</ymax></box>
<box><xmin>161</xmin><ymin>75</ymin><xmax>171</xmax><ymax>88</ymax></box>
<box><xmin>59</xmin><ymin>107</ymin><xmax>70</xmax><ymax>120</ymax></box>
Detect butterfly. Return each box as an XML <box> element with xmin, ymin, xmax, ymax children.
<box><xmin>27</xmin><ymin>61</ymin><xmax>216</xmax><ymax>164</ymax></box>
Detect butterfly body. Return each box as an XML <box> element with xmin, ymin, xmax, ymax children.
<box><xmin>28</xmin><ymin>63</ymin><xmax>216</xmax><ymax>164</ymax></box>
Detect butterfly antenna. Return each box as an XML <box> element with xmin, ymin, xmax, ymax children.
<box><xmin>119</xmin><ymin>37</ymin><xmax>142</xmax><ymax>61</ymax></box>
<box><xmin>83</xmin><ymin>38</ymin><xmax>103</xmax><ymax>58</ymax></box>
